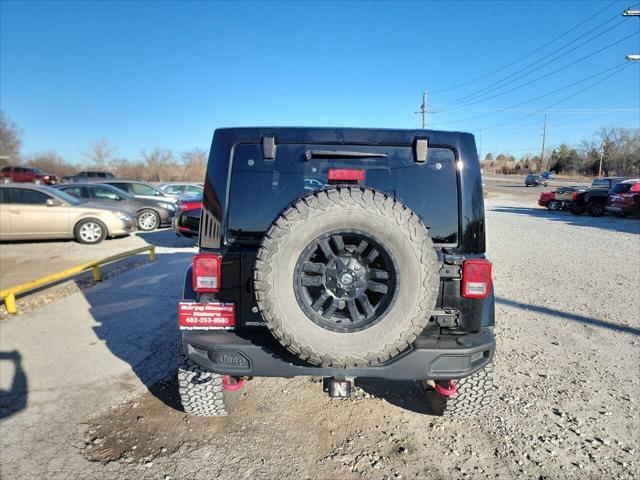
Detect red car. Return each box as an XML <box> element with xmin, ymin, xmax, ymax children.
<box><xmin>538</xmin><ymin>186</ymin><xmax>584</xmax><ymax>211</ymax></box>
<box><xmin>176</xmin><ymin>195</ymin><xmax>202</xmax><ymax>211</ymax></box>
<box><xmin>1</xmin><ymin>166</ymin><xmax>59</xmax><ymax>185</ymax></box>
<box><xmin>606</xmin><ymin>179</ymin><xmax>640</xmax><ymax>217</ymax></box>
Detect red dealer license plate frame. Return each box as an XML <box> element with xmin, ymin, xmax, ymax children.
<box><xmin>178</xmin><ymin>302</ymin><xmax>235</xmax><ymax>330</ymax></box>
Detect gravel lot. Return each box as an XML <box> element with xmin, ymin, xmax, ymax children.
<box><xmin>1</xmin><ymin>182</ymin><xmax>638</xmax><ymax>479</ymax></box>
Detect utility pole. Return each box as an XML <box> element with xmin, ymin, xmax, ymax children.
<box><xmin>623</xmin><ymin>8</ymin><xmax>640</xmax><ymax>60</ymax></box>
<box><xmin>539</xmin><ymin>113</ymin><xmax>547</xmax><ymax>173</ymax></box>
<box><xmin>415</xmin><ymin>91</ymin><xmax>428</xmax><ymax>129</ymax></box>
<box><xmin>598</xmin><ymin>141</ymin><xmax>604</xmax><ymax>178</ymax></box>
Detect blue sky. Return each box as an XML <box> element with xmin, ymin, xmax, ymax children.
<box><xmin>1</xmin><ymin>0</ymin><xmax>638</xmax><ymax>163</ymax></box>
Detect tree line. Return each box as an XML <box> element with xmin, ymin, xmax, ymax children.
<box><xmin>1</xmin><ymin>111</ymin><xmax>638</xmax><ymax>180</ymax></box>
<box><xmin>481</xmin><ymin>126</ymin><xmax>639</xmax><ymax>177</ymax></box>
<box><xmin>0</xmin><ymin>112</ymin><xmax>207</xmax><ymax>182</ymax></box>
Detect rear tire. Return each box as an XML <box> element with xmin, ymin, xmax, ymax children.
<box><xmin>74</xmin><ymin>218</ymin><xmax>108</xmax><ymax>244</ymax></box>
<box><xmin>424</xmin><ymin>363</ymin><xmax>494</xmax><ymax>418</ymax></box>
<box><xmin>587</xmin><ymin>202</ymin><xmax>605</xmax><ymax>217</ymax></box>
<box><xmin>547</xmin><ymin>200</ymin><xmax>559</xmax><ymax>211</ymax></box>
<box><xmin>178</xmin><ymin>348</ymin><xmax>242</xmax><ymax>416</ymax></box>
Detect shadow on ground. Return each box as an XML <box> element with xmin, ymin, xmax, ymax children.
<box><xmin>84</xmin><ymin>251</ymin><xmax>192</xmax><ymax>411</ymax></box>
<box><xmin>136</xmin><ymin>228</ymin><xmax>196</xmax><ymax>248</ymax></box>
<box><xmin>496</xmin><ymin>297</ymin><xmax>640</xmax><ymax>336</ymax></box>
<box><xmin>355</xmin><ymin>378</ymin><xmax>437</xmax><ymax>415</ymax></box>
<box><xmin>491</xmin><ymin>205</ymin><xmax>640</xmax><ymax>234</ymax></box>
<box><xmin>0</xmin><ymin>350</ymin><xmax>28</xmax><ymax>420</ymax></box>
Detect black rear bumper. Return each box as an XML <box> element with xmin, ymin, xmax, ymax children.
<box><xmin>182</xmin><ymin>329</ymin><xmax>495</xmax><ymax>381</ymax></box>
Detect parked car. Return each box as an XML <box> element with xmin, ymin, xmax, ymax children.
<box><xmin>176</xmin><ymin>127</ymin><xmax>495</xmax><ymax>418</ymax></box>
<box><xmin>571</xmin><ymin>177</ymin><xmax>630</xmax><ymax>217</ymax></box>
<box><xmin>158</xmin><ymin>182</ymin><xmax>204</xmax><ymax>196</ymax></box>
<box><xmin>538</xmin><ymin>186</ymin><xmax>586</xmax><ymax>211</ymax></box>
<box><xmin>176</xmin><ymin>195</ymin><xmax>202</xmax><ymax>211</ymax></box>
<box><xmin>70</xmin><ymin>171</ymin><xmax>116</xmax><ymax>182</ymax></box>
<box><xmin>1</xmin><ymin>166</ymin><xmax>59</xmax><ymax>185</ymax></box>
<box><xmin>96</xmin><ymin>180</ymin><xmax>179</xmax><ymax>203</ymax></box>
<box><xmin>525</xmin><ymin>174</ymin><xmax>548</xmax><ymax>187</ymax></box>
<box><xmin>173</xmin><ymin>207</ymin><xmax>201</xmax><ymax>238</ymax></box>
<box><xmin>0</xmin><ymin>184</ymin><xmax>134</xmax><ymax>244</ymax></box>
<box><xmin>55</xmin><ymin>183</ymin><xmax>176</xmax><ymax>231</ymax></box>
<box><xmin>606</xmin><ymin>179</ymin><xmax>640</xmax><ymax>217</ymax></box>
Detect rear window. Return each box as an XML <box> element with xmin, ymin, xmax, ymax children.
<box><xmin>611</xmin><ymin>183</ymin><xmax>636</xmax><ymax>194</ymax></box>
<box><xmin>227</xmin><ymin>144</ymin><xmax>459</xmax><ymax>245</ymax></box>
<box><xmin>591</xmin><ymin>179</ymin><xmax>610</xmax><ymax>189</ymax></box>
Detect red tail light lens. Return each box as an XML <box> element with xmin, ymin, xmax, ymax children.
<box><xmin>328</xmin><ymin>168</ymin><xmax>365</xmax><ymax>182</ymax></box>
<box><xmin>462</xmin><ymin>259</ymin><xmax>492</xmax><ymax>299</ymax></box>
<box><xmin>571</xmin><ymin>192</ymin><xmax>577</xmax><ymax>200</ymax></box>
<box><xmin>193</xmin><ymin>253</ymin><xmax>221</xmax><ymax>292</ymax></box>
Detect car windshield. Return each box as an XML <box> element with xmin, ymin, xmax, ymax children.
<box><xmin>48</xmin><ymin>187</ymin><xmax>83</xmax><ymax>205</ymax></box>
<box><xmin>31</xmin><ymin>168</ymin><xmax>44</xmax><ymax>173</ymax></box>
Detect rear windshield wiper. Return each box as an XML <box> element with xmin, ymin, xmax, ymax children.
<box><xmin>304</xmin><ymin>150</ymin><xmax>388</xmax><ymax>161</ymax></box>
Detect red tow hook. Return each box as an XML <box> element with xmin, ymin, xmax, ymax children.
<box><xmin>222</xmin><ymin>375</ymin><xmax>245</xmax><ymax>391</ymax></box>
<box><xmin>434</xmin><ymin>380</ymin><xmax>458</xmax><ymax>397</ymax></box>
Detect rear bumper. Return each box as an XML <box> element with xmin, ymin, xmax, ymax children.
<box><xmin>182</xmin><ymin>329</ymin><xmax>495</xmax><ymax>380</ymax></box>
<box><xmin>606</xmin><ymin>205</ymin><xmax>635</xmax><ymax>214</ymax></box>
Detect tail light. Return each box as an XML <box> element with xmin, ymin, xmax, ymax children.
<box><xmin>571</xmin><ymin>192</ymin><xmax>577</xmax><ymax>200</ymax></box>
<box><xmin>193</xmin><ymin>253</ymin><xmax>221</xmax><ymax>292</ymax></box>
<box><xmin>328</xmin><ymin>168</ymin><xmax>365</xmax><ymax>182</ymax></box>
<box><xmin>462</xmin><ymin>259</ymin><xmax>492</xmax><ymax>299</ymax></box>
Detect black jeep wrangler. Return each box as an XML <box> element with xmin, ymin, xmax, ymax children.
<box><xmin>178</xmin><ymin>128</ymin><xmax>495</xmax><ymax>417</ymax></box>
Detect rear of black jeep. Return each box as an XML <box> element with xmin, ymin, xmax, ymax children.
<box><xmin>178</xmin><ymin>128</ymin><xmax>495</xmax><ymax>417</ymax></box>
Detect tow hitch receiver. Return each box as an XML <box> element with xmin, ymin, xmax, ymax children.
<box><xmin>324</xmin><ymin>377</ymin><xmax>352</xmax><ymax>399</ymax></box>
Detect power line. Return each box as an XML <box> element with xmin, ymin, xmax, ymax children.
<box><xmin>429</xmin><ymin>0</ymin><xmax>620</xmax><ymax>94</ymax></box>
<box><xmin>482</xmin><ymin>62</ymin><xmax>635</xmax><ymax>130</ymax></box>
<box><xmin>436</xmin><ymin>17</ymin><xmax>635</xmax><ymax>111</ymax></box>
<box><xmin>435</xmin><ymin>62</ymin><xmax>630</xmax><ymax>126</ymax></box>
<box><xmin>433</xmin><ymin>30</ymin><xmax>638</xmax><ymax>113</ymax></box>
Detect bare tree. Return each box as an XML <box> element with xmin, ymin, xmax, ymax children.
<box><xmin>181</xmin><ymin>148</ymin><xmax>208</xmax><ymax>181</ymax></box>
<box><xmin>84</xmin><ymin>139</ymin><xmax>116</xmax><ymax>169</ymax></box>
<box><xmin>25</xmin><ymin>151</ymin><xmax>77</xmax><ymax>177</ymax></box>
<box><xmin>0</xmin><ymin>111</ymin><xmax>22</xmax><ymax>164</ymax></box>
<box><xmin>140</xmin><ymin>148</ymin><xmax>176</xmax><ymax>181</ymax></box>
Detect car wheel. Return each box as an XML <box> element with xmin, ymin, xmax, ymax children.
<box><xmin>2</xmin><ymin>177</ymin><xmax>10</xmax><ymax>184</ymax></box>
<box><xmin>33</xmin><ymin>179</ymin><xmax>42</xmax><ymax>185</ymax></box>
<box><xmin>74</xmin><ymin>218</ymin><xmax>108</xmax><ymax>244</ymax></box>
<box><xmin>587</xmin><ymin>202</ymin><xmax>605</xmax><ymax>217</ymax></box>
<box><xmin>548</xmin><ymin>201</ymin><xmax>559</xmax><ymax>211</ymax></box>
<box><xmin>137</xmin><ymin>209</ymin><xmax>160</xmax><ymax>231</ymax></box>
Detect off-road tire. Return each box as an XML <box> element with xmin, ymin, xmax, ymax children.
<box><xmin>254</xmin><ymin>187</ymin><xmax>440</xmax><ymax>368</ymax></box>
<box><xmin>424</xmin><ymin>363</ymin><xmax>493</xmax><ymax>417</ymax></box>
<box><xmin>178</xmin><ymin>349</ymin><xmax>242</xmax><ymax>416</ymax></box>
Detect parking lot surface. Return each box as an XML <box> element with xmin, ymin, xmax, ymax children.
<box><xmin>1</xmin><ymin>181</ymin><xmax>639</xmax><ymax>479</ymax></box>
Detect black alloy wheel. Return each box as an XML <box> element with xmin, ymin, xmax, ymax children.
<box><xmin>293</xmin><ymin>229</ymin><xmax>397</xmax><ymax>333</ymax></box>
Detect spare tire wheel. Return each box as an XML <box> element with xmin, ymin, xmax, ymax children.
<box><xmin>254</xmin><ymin>187</ymin><xmax>440</xmax><ymax>368</ymax></box>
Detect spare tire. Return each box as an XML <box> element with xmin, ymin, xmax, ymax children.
<box><xmin>254</xmin><ymin>187</ymin><xmax>439</xmax><ymax>368</ymax></box>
